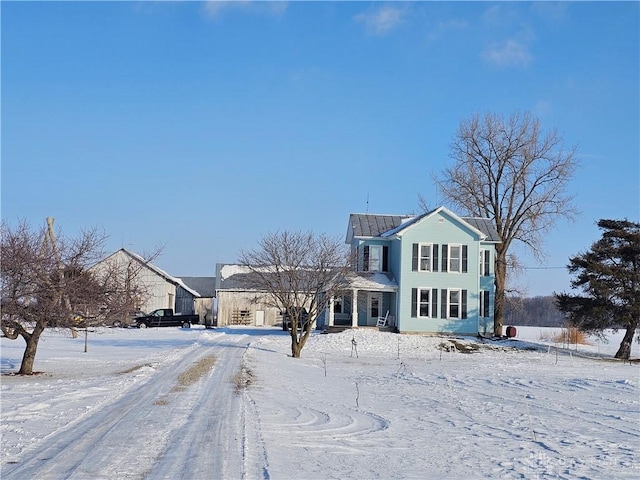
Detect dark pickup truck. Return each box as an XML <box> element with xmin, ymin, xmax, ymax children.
<box><xmin>133</xmin><ymin>309</ymin><xmax>199</xmax><ymax>329</ymax></box>
<box><xmin>281</xmin><ymin>307</ymin><xmax>310</xmax><ymax>331</ymax></box>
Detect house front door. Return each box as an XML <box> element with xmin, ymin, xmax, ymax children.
<box><xmin>367</xmin><ymin>293</ymin><xmax>382</xmax><ymax>325</ymax></box>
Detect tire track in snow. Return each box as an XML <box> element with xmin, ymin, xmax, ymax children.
<box><xmin>1</xmin><ymin>334</ymin><xmax>250</xmax><ymax>480</ymax></box>
<box><xmin>146</xmin><ymin>335</ymin><xmax>249</xmax><ymax>480</ymax></box>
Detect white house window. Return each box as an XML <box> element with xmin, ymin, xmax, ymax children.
<box><xmin>366</xmin><ymin>245</ymin><xmax>382</xmax><ymax>272</ymax></box>
<box><xmin>440</xmin><ymin>288</ymin><xmax>467</xmax><ymax>319</ymax></box>
<box><xmin>419</xmin><ymin>243</ymin><xmax>432</xmax><ymax>271</ymax></box>
<box><xmin>449</xmin><ymin>289</ymin><xmax>461</xmax><ymax>318</ymax></box>
<box><xmin>413</xmin><ymin>243</ymin><xmax>439</xmax><ymax>272</ymax></box>
<box><xmin>449</xmin><ymin>245</ymin><xmax>461</xmax><ymax>273</ymax></box>
<box><xmin>419</xmin><ymin>288</ymin><xmax>430</xmax><ymax>317</ymax></box>
<box><xmin>362</xmin><ymin>245</ymin><xmax>389</xmax><ymax>272</ymax></box>
<box><xmin>411</xmin><ymin>287</ymin><xmax>438</xmax><ymax>318</ymax></box>
<box><xmin>480</xmin><ymin>249</ymin><xmax>490</xmax><ymax>276</ymax></box>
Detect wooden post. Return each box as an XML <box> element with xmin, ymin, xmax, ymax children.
<box><xmin>46</xmin><ymin>217</ymin><xmax>77</xmax><ymax>338</ymax></box>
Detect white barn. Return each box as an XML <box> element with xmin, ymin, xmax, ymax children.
<box><xmin>95</xmin><ymin>249</ymin><xmax>201</xmax><ymax>316</ymax></box>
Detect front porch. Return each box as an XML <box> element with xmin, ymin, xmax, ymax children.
<box><xmin>322</xmin><ymin>322</ymin><xmax>396</xmax><ymax>332</ymax></box>
<box><xmin>322</xmin><ymin>272</ymin><xmax>398</xmax><ymax>330</ymax></box>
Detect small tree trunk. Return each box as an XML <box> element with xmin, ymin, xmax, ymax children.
<box><xmin>289</xmin><ymin>322</ymin><xmax>312</xmax><ymax>358</ymax></box>
<box><xmin>290</xmin><ymin>324</ymin><xmax>301</xmax><ymax>358</ymax></box>
<box><xmin>291</xmin><ymin>340</ymin><xmax>302</xmax><ymax>358</ymax></box>
<box><xmin>18</xmin><ymin>324</ymin><xmax>45</xmax><ymax>375</ymax></box>
<box><xmin>614</xmin><ymin>323</ymin><xmax>638</xmax><ymax>360</ymax></box>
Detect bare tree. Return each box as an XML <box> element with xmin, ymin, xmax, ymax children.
<box><xmin>434</xmin><ymin>111</ymin><xmax>579</xmax><ymax>337</ymax></box>
<box><xmin>1</xmin><ymin>219</ymin><xmax>155</xmax><ymax>374</ymax></box>
<box><xmin>239</xmin><ymin>231</ymin><xmax>351</xmax><ymax>358</ymax></box>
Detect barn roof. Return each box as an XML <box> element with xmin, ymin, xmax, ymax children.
<box><xmin>178</xmin><ymin>277</ymin><xmax>216</xmax><ymax>297</ymax></box>
<box><xmin>215</xmin><ymin>263</ymin><xmax>328</xmax><ymax>293</ymax></box>
<box><xmin>98</xmin><ymin>249</ymin><xmax>201</xmax><ymax>297</ymax></box>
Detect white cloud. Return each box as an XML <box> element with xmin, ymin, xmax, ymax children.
<box><xmin>354</xmin><ymin>5</ymin><xmax>407</xmax><ymax>35</ymax></box>
<box><xmin>482</xmin><ymin>39</ymin><xmax>532</xmax><ymax>67</ymax></box>
<box><xmin>202</xmin><ymin>1</ymin><xmax>287</xmax><ymax>19</ymax></box>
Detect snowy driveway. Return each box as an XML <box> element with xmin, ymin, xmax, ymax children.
<box><xmin>2</xmin><ymin>330</ymin><xmax>251</xmax><ymax>480</ymax></box>
<box><xmin>2</xmin><ymin>326</ymin><xmax>638</xmax><ymax>479</ymax></box>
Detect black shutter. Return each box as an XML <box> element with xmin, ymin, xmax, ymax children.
<box><xmin>432</xmin><ymin>288</ymin><xmax>438</xmax><ymax>318</ymax></box>
<box><xmin>363</xmin><ymin>246</ymin><xmax>369</xmax><ymax>271</ymax></box>
<box><xmin>411</xmin><ymin>288</ymin><xmax>417</xmax><ymax>317</ymax></box>
<box><xmin>412</xmin><ymin>243</ymin><xmax>418</xmax><ymax>271</ymax></box>
<box><xmin>462</xmin><ymin>290</ymin><xmax>467</xmax><ymax>319</ymax></box>
<box><xmin>462</xmin><ymin>245</ymin><xmax>468</xmax><ymax>273</ymax></box>
<box><xmin>441</xmin><ymin>289</ymin><xmax>448</xmax><ymax>318</ymax></box>
<box><xmin>433</xmin><ymin>244</ymin><xmax>439</xmax><ymax>272</ymax></box>
<box><xmin>484</xmin><ymin>250</ymin><xmax>490</xmax><ymax>276</ymax></box>
<box><xmin>441</xmin><ymin>244</ymin><xmax>448</xmax><ymax>273</ymax></box>
<box><xmin>383</xmin><ymin>246</ymin><xmax>389</xmax><ymax>272</ymax></box>
<box><xmin>483</xmin><ymin>291</ymin><xmax>490</xmax><ymax>317</ymax></box>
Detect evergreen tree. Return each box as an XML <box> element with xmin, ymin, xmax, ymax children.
<box><xmin>556</xmin><ymin>219</ymin><xmax>640</xmax><ymax>359</ymax></box>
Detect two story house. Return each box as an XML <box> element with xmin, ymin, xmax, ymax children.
<box><xmin>320</xmin><ymin>206</ymin><xmax>499</xmax><ymax>335</ymax></box>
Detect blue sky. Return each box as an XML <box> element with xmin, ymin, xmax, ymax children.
<box><xmin>2</xmin><ymin>1</ymin><xmax>638</xmax><ymax>296</ymax></box>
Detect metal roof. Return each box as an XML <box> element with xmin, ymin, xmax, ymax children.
<box><xmin>215</xmin><ymin>264</ymin><xmax>325</xmax><ymax>292</ymax></box>
<box><xmin>178</xmin><ymin>277</ymin><xmax>216</xmax><ymax>297</ymax></box>
<box><xmin>348</xmin><ymin>214</ymin><xmax>413</xmax><ymax>239</ymax></box>
<box><xmin>348</xmin><ymin>209</ymin><xmax>500</xmax><ymax>243</ymax></box>
<box><xmin>461</xmin><ymin>217</ymin><xmax>500</xmax><ymax>242</ymax></box>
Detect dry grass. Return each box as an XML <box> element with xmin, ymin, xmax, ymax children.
<box><xmin>546</xmin><ymin>327</ymin><xmax>591</xmax><ymax>346</ymax></box>
<box><xmin>153</xmin><ymin>355</ymin><xmax>217</xmax><ymax>405</ymax></box>
<box><xmin>172</xmin><ymin>354</ymin><xmax>217</xmax><ymax>392</ymax></box>
<box><xmin>118</xmin><ymin>364</ymin><xmax>151</xmax><ymax>374</ymax></box>
<box><xmin>438</xmin><ymin>340</ymin><xmax>481</xmax><ymax>353</ymax></box>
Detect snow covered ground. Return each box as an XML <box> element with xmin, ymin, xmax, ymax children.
<box><xmin>1</xmin><ymin>325</ymin><xmax>638</xmax><ymax>479</ymax></box>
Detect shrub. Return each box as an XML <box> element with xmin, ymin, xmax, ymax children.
<box><xmin>553</xmin><ymin>327</ymin><xmax>590</xmax><ymax>346</ymax></box>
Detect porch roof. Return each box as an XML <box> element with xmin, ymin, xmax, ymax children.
<box><xmin>344</xmin><ymin>271</ymin><xmax>398</xmax><ymax>292</ymax></box>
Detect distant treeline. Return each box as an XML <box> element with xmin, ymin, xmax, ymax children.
<box><xmin>504</xmin><ymin>296</ymin><xmax>566</xmax><ymax>327</ymax></box>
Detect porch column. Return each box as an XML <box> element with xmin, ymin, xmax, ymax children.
<box><xmin>328</xmin><ymin>296</ymin><xmax>335</xmax><ymax>327</ymax></box>
<box><xmin>351</xmin><ymin>289</ymin><xmax>358</xmax><ymax>328</ymax></box>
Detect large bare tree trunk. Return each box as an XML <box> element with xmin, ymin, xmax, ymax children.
<box><xmin>494</xmin><ymin>246</ymin><xmax>508</xmax><ymax>337</ymax></box>
<box><xmin>433</xmin><ymin>111</ymin><xmax>578</xmax><ymax>338</ymax></box>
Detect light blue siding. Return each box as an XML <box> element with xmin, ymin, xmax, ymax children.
<box><xmin>346</xmin><ymin>207</ymin><xmax>497</xmax><ymax>335</ymax></box>
<box><xmin>396</xmin><ymin>211</ymin><xmax>484</xmax><ymax>333</ymax></box>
